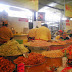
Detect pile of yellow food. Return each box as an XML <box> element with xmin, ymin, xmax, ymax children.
<box><xmin>35</xmin><ymin>26</ymin><xmax>51</xmax><ymax>41</ymax></box>
<box><xmin>51</xmin><ymin>41</ymin><xmax>63</xmax><ymax>45</ymax></box>
<box><xmin>52</xmin><ymin>40</ymin><xmax>67</xmax><ymax>45</ymax></box>
<box><xmin>28</xmin><ymin>28</ymin><xmax>38</xmax><ymax>37</ymax></box>
<box><xmin>64</xmin><ymin>39</ymin><xmax>72</xmax><ymax>44</ymax></box>
<box><xmin>25</xmin><ymin>40</ymin><xmax>52</xmax><ymax>47</ymax></box>
<box><xmin>0</xmin><ymin>39</ymin><xmax>29</xmax><ymax>56</ymax></box>
<box><xmin>25</xmin><ymin>40</ymin><xmax>65</xmax><ymax>47</ymax></box>
<box><xmin>42</xmin><ymin>50</ymin><xmax>64</xmax><ymax>58</ymax></box>
<box><xmin>57</xmin><ymin>41</ymin><xmax>67</xmax><ymax>45</ymax></box>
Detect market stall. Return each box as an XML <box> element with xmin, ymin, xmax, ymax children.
<box><xmin>0</xmin><ymin>0</ymin><xmax>72</xmax><ymax>72</ymax></box>
<box><xmin>0</xmin><ymin>39</ymin><xmax>72</xmax><ymax>72</ymax></box>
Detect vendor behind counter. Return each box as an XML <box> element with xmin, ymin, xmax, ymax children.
<box><xmin>0</xmin><ymin>21</ymin><xmax>13</xmax><ymax>45</ymax></box>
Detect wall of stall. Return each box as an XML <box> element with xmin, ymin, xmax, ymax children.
<box><xmin>8</xmin><ymin>17</ymin><xmax>29</xmax><ymax>34</ymax></box>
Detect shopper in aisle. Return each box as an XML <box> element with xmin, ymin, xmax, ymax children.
<box><xmin>59</xmin><ymin>32</ymin><xmax>69</xmax><ymax>40</ymax></box>
<box><xmin>35</xmin><ymin>24</ymin><xmax>51</xmax><ymax>41</ymax></box>
<box><xmin>55</xmin><ymin>30</ymin><xmax>63</xmax><ymax>40</ymax></box>
<box><xmin>0</xmin><ymin>21</ymin><xmax>13</xmax><ymax>45</ymax></box>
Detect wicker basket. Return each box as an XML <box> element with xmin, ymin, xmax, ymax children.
<box><xmin>49</xmin><ymin>45</ymin><xmax>65</xmax><ymax>50</ymax></box>
<box><xmin>28</xmin><ymin>46</ymin><xmax>49</xmax><ymax>50</ymax></box>
<box><xmin>0</xmin><ymin>55</ymin><xmax>23</xmax><ymax>61</ymax></box>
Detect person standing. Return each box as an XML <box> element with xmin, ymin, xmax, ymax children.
<box><xmin>0</xmin><ymin>21</ymin><xmax>13</xmax><ymax>45</ymax></box>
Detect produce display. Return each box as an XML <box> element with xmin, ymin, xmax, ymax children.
<box><xmin>61</xmin><ymin>67</ymin><xmax>72</xmax><ymax>72</ymax></box>
<box><xmin>42</xmin><ymin>50</ymin><xmax>64</xmax><ymax>58</ymax></box>
<box><xmin>35</xmin><ymin>26</ymin><xmax>51</xmax><ymax>41</ymax></box>
<box><xmin>0</xmin><ymin>39</ymin><xmax>29</xmax><ymax>56</ymax></box>
<box><xmin>0</xmin><ymin>57</ymin><xmax>15</xmax><ymax>72</ymax></box>
<box><xmin>64</xmin><ymin>39</ymin><xmax>72</xmax><ymax>44</ymax></box>
<box><xmin>61</xmin><ymin>45</ymin><xmax>72</xmax><ymax>54</ymax></box>
<box><xmin>68</xmin><ymin>69</ymin><xmax>72</xmax><ymax>72</ymax></box>
<box><xmin>55</xmin><ymin>40</ymin><xmax>67</xmax><ymax>45</ymax></box>
<box><xmin>25</xmin><ymin>40</ymin><xmax>65</xmax><ymax>47</ymax></box>
<box><xmin>25</xmin><ymin>40</ymin><xmax>52</xmax><ymax>47</ymax></box>
<box><xmin>14</xmin><ymin>52</ymin><xmax>46</xmax><ymax>65</ymax></box>
<box><xmin>28</xmin><ymin>28</ymin><xmax>38</xmax><ymax>37</ymax></box>
<box><xmin>50</xmin><ymin>41</ymin><xmax>64</xmax><ymax>45</ymax></box>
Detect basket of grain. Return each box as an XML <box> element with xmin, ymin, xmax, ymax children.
<box><xmin>0</xmin><ymin>39</ymin><xmax>29</xmax><ymax>61</ymax></box>
<box><xmin>24</xmin><ymin>40</ymin><xmax>51</xmax><ymax>50</ymax></box>
<box><xmin>42</xmin><ymin>50</ymin><xmax>64</xmax><ymax>67</ymax></box>
<box><xmin>49</xmin><ymin>45</ymin><xmax>65</xmax><ymax>50</ymax></box>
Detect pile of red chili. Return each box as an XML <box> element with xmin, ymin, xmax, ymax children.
<box><xmin>61</xmin><ymin>45</ymin><xmax>72</xmax><ymax>53</ymax></box>
<box><xmin>14</xmin><ymin>52</ymin><xmax>46</xmax><ymax>65</ymax></box>
<box><xmin>0</xmin><ymin>57</ymin><xmax>15</xmax><ymax>72</ymax></box>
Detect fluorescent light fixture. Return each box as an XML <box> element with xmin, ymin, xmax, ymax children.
<box><xmin>49</xmin><ymin>24</ymin><xmax>58</xmax><ymax>26</ymax></box>
<box><xmin>8</xmin><ymin>10</ymin><xmax>30</xmax><ymax>18</ymax></box>
<box><xmin>48</xmin><ymin>2</ymin><xmax>57</xmax><ymax>7</ymax></box>
<box><xmin>0</xmin><ymin>4</ymin><xmax>10</xmax><ymax>12</ymax></box>
<box><xmin>11</xmin><ymin>5</ymin><xmax>29</xmax><ymax>12</ymax></box>
<box><xmin>70</xmin><ymin>18</ymin><xmax>72</xmax><ymax>20</ymax></box>
<box><xmin>0</xmin><ymin>3</ymin><xmax>33</xmax><ymax>18</ymax></box>
<box><xmin>62</xmin><ymin>17</ymin><xmax>67</xmax><ymax>20</ymax></box>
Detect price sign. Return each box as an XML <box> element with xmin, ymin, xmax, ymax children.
<box><xmin>17</xmin><ymin>63</ymin><xmax>25</xmax><ymax>72</ymax></box>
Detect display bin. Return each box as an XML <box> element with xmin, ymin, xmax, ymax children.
<box><xmin>16</xmin><ymin>39</ymin><xmax>28</xmax><ymax>44</ymax></box>
<box><xmin>46</xmin><ymin>57</ymin><xmax>62</xmax><ymax>67</ymax></box>
<box><xmin>25</xmin><ymin>46</ymin><xmax>49</xmax><ymax>53</ymax></box>
<box><xmin>28</xmin><ymin>46</ymin><xmax>49</xmax><ymax>50</ymax></box>
<box><xmin>49</xmin><ymin>45</ymin><xmax>65</xmax><ymax>50</ymax></box>
<box><xmin>0</xmin><ymin>55</ymin><xmax>23</xmax><ymax>61</ymax></box>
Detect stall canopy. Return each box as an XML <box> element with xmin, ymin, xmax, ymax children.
<box><xmin>65</xmin><ymin>4</ymin><xmax>72</xmax><ymax>17</ymax></box>
<box><xmin>0</xmin><ymin>0</ymin><xmax>38</xmax><ymax>11</ymax></box>
<box><xmin>0</xmin><ymin>0</ymin><xmax>72</xmax><ymax>11</ymax></box>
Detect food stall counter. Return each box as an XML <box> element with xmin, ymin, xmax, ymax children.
<box><xmin>13</xmin><ymin>34</ymin><xmax>28</xmax><ymax>39</ymax></box>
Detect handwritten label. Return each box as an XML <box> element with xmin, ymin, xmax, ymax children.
<box><xmin>17</xmin><ymin>63</ymin><xmax>25</xmax><ymax>72</ymax></box>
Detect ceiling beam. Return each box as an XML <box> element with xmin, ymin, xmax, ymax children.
<box><xmin>46</xmin><ymin>0</ymin><xmax>64</xmax><ymax>6</ymax></box>
<box><xmin>39</xmin><ymin>3</ymin><xmax>64</xmax><ymax>11</ymax></box>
